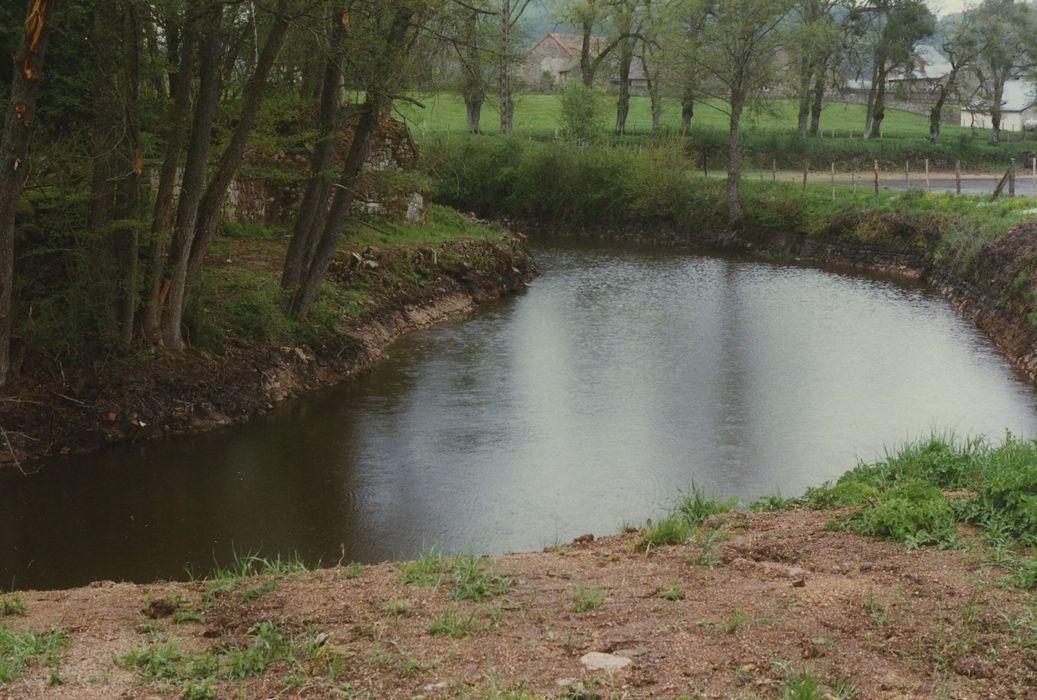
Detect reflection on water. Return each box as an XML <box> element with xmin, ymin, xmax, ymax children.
<box><xmin>3</xmin><ymin>241</ymin><xmax>1037</xmax><ymax>590</ymax></box>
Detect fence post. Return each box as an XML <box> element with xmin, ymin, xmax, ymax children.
<box><xmin>852</xmin><ymin>169</ymin><xmax>857</xmax><ymax>194</ymax></box>
<box><xmin>831</xmin><ymin>162</ymin><xmax>836</xmax><ymax>201</ymax></box>
<box><xmin>803</xmin><ymin>160</ymin><xmax>810</xmax><ymax>192</ymax></box>
<box><xmin>905</xmin><ymin>160</ymin><xmax>910</xmax><ymax>186</ymax></box>
<box><xmin>772</xmin><ymin>158</ymin><xmax>777</xmax><ymax>182</ymax></box>
<box><xmin>874</xmin><ymin>160</ymin><xmax>880</xmax><ymax>194</ymax></box>
<box><xmin>925</xmin><ymin>158</ymin><xmax>931</xmax><ymax>193</ymax></box>
<box><xmin>1010</xmin><ymin>158</ymin><xmax>1016</xmax><ymax>197</ymax></box>
<box><xmin>1032</xmin><ymin>157</ymin><xmax>1036</xmax><ymax>199</ymax></box>
<box><xmin>955</xmin><ymin>160</ymin><xmax>961</xmax><ymax>195</ymax></box>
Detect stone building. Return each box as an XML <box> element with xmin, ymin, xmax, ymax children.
<box><xmin>523</xmin><ymin>33</ymin><xmax>646</xmax><ymax>94</ymax></box>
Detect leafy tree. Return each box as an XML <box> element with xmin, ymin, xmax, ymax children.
<box><xmin>972</xmin><ymin>0</ymin><xmax>1033</xmax><ymax>144</ymax></box>
<box><xmin>860</xmin><ymin>0</ymin><xmax>935</xmax><ymax>139</ymax></box>
<box><xmin>681</xmin><ymin>0</ymin><xmax>792</xmax><ymax>221</ymax></box>
<box><xmin>927</xmin><ymin>7</ymin><xmax>982</xmax><ymax>141</ymax></box>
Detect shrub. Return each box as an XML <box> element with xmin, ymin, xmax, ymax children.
<box><xmin>559</xmin><ymin>81</ymin><xmax>604</xmax><ymax>143</ymax></box>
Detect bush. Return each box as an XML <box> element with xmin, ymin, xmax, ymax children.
<box><xmin>559</xmin><ymin>81</ymin><xmax>604</xmax><ymax>143</ymax></box>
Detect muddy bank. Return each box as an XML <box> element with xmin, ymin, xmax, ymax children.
<box><xmin>0</xmin><ymin>238</ymin><xmax>536</xmax><ymax>468</ymax></box>
<box><xmin>530</xmin><ymin>216</ymin><xmax>1037</xmax><ymax>387</ymax></box>
<box><xmin>0</xmin><ymin>508</ymin><xmax>1033</xmax><ymax>698</ymax></box>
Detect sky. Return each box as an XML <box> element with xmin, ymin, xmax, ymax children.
<box><xmin>927</xmin><ymin>0</ymin><xmax>970</xmax><ymax>15</ymax></box>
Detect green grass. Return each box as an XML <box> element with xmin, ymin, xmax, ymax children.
<box><xmin>657</xmin><ymin>583</ymin><xmax>684</xmax><ymax>601</ymax></box>
<box><xmin>345</xmin><ymin>203</ymin><xmax>506</xmax><ymax>248</ymax></box>
<box><xmin>779</xmin><ymin>668</ymin><xmax>824</xmax><ymax>700</ymax></box>
<box><xmin>570</xmin><ymin>585</ymin><xmax>605</xmax><ymax>613</ymax></box>
<box><xmin>397</xmin><ymin>549</ymin><xmax>511</xmax><ymax>601</ymax></box>
<box><xmin>192</xmin><ymin>551</ymin><xmax>309</xmax><ymax>605</ymax></box>
<box><xmin>404</xmin><ymin>92</ymin><xmax>1036</xmax><ymax>169</ymax></box>
<box><xmin>401</xmin><ymin>93</ymin><xmax>979</xmax><ymax>141</ymax></box>
<box><xmin>118</xmin><ymin>619</ymin><xmax>335</xmax><ymax>695</ymax></box>
<box><xmin>637</xmin><ymin>484</ymin><xmax>736</xmax><ymax>550</ymax></box>
<box><xmin>788</xmin><ymin>434</ymin><xmax>1037</xmax><ymax>586</ymax></box>
<box><xmin>426</xmin><ymin>607</ymin><xmax>477</xmax><ymax>637</ymax></box>
<box><xmin>0</xmin><ymin>595</ymin><xmax>25</xmax><ymax>617</ymax></box>
<box><xmin>0</xmin><ymin>626</ymin><xmax>68</xmax><ymax>684</ymax></box>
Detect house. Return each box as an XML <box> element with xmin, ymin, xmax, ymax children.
<box><xmin>960</xmin><ymin>78</ymin><xmax>1037</xmax><ymax>131</ymax></box>
<box><xmin>524</xmin><ymin>33</ymin><xmax>594</xmax><ymax>89</ymax></box>
<box><xmin>523</xmin><ymin>32</ymin><xmax>647</xmax><ymax>94</ymax></box>
<box><xmin>887</xmin><ymin>44</ymin><xmax>952</xmax><ymax>96</ymax></box>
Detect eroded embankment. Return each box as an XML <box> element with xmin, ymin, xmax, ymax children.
<box><xmin>0</xmin><ymin>237</ymin><xmax>536</xmax><ymax>467</ymax></box>
<box><xmin>532</xmin><ymin>216</ymin><xmax>1037</xmax><ymax>387</ymax></box>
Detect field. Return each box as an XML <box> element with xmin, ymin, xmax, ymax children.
<box><xmin>397</xmin><ymin>92</ymin><xmax>1027</xmax><ymax>142</ymax></box>
<box><xmin>397</xmin><ymin>92</ymin><xmax>1037</xmax><ymax>171</ymax></box>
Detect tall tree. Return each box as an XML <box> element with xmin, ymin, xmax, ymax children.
<box><xmin>87</xmin><ymin>0</ymin><xmax>143</xmax><ymax>351</ymax></box>
<box><xmin>861</xmin><ymin>0</ymin><xmax>934</xmax><ymax>139</ymax></box>
<box><xmin>684</xmin><ymin>0</ymin><xmax>791</xmax><ymax>222</ymax></box>
<box><xmin>927</xmin><ymin>8</ymin><xmax>982</xmax><ymax>141</ymax></box>
<box><xmin>0</xmin><ymin>0</ymin><xmax>58</xmax><ymax>386</ymax></box>
<box><xmin>286</xmin><ymin>0</ymin><xmax>426</xmax><ymax>319</ymax></box>
<box><xmin>159</xmin><ymin>0</ymin><xmax>297</xmax><ymax>349</ymax></box>
<box><xmin>498</xmin><ymin>0</ymin><xmax>532</xmax><ymax>134</ymax></box>
<box><xmin>281</xmin><ymin>7</ymin><xmax>348</xmax><ymax>295</ymax></box>
<box><xmin>972</xmin><ymin>0</ymin><xmax>1032</xmax><ymax>144</ymax></box>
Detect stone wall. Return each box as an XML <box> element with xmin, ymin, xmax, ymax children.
<box><xmin>223</xmin><ymin>117</ymin><xmax>427</xmax><ymax>228</ymax></box>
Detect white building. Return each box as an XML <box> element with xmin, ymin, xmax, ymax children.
<box><xmin>960</xmin><ymin>78</ymin><xmax>1037</xmax><ymax>131</ymax></box>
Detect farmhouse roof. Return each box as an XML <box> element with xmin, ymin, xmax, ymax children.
<box><xmin>913</xmin><ymin>44</ymin><xmax>952</xmax><ymax>80</ymax></box>
<box><xmin>529</xmin><ymin>33</ymin><xmax>602</xmax><ymax>57</ymax></box>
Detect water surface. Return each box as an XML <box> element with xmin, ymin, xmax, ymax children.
<box><xmin>3</xmin><ymin>242</ymin><xmax>1036</xmax><ymax>590</ymax></box>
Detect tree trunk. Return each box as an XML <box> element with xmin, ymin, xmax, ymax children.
<box><xmin>160</xmin><ymin>5</ymin><xmax>223</xmax><ymax>350</ymax></box>
<box><xmin>864</xmin><ymin>56</ymin><xmax>882</xmax><ymax>137</ymax></box>
<box><xmin>580</xmin><ymin>17</ymin><xmax>594</xmax><ymax>86</ymax></box>
<box><xmin>460</xmin><ymin>8</ymin><xmax>484</xmax><ymax>135</ymax></box>
<box><xmin>809</xmin><ymin>72</ymin><xmax>825</xmax><ymax>137</ymax></box>
<box><xmin>142</xmin><ymin>24</ymin><xmax>197</xmax><ymax>344</ymax></box>
<box><xmin>499</xmin><ymin>0</ymin><xmax>512</xmax><ymax>134</ymax></box>
<box><xmin>614</xmin><ymin>40</ymin><xmax>632</xmax><ymax>135</ymax></box>
<box><xmin>727</xmin><ymin>91</ymin><xmax>744</xmax><ymax>223</ymax></box>
<box><xmin>991</xmin><ymin>75</ymin><xmax>1005</xmax><ymax>145</ymax></box>
<box><xmin>681</xmin><ymin>89</ymin><xmax>694</xmax><ymax>134</ymax></box>
<box><xmin>796</xmin><ymin>59</ymin><xmax>812</xmax><ymax>138</ymax></box>
<box><xmin>869</xmin><ymin>70</ymin><xmax>888</xmax><ymax>139</ymax></box>
<box><xmin>281</xmin><ymin>10</ymin><xmax>345</xmax><ymax>296</ymax></box>
<box><xmin>117</xmin><ymin>2</ymin><xmax>143</xmax><ymax>351</ymax></box>
<box><xmin>464</xmin><ymin>95</ymin><xmax>483</xmax><ymax>133</ymax></box>
<box><xmin>290</xmin><ymin>101</ymin><xmax>381</xmax><ymax>318</ymax></box>
<box><xmin>289</xmin><ymin>3</ymin><xmax>416</xmax><ymax>320</ymax></box>
<box><xmin>928</xmin><ymin>74</ymin><xmax>956</xmax><ymax>142</ymax></box>
<box><xmin>182</xmin><ymin>0</ymin><xmax>293</xmax><ymax>301</ymax></box>
<box><xmin>0</xmin><ymin>0</ymin><xmax>58</xmax><ymax>386</ymax></box>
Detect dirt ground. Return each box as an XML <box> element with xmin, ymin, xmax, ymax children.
<box><xmin>1</xmin><ymin>509</ymin><xmax>1034</xmax><ymax>699</ymax></box>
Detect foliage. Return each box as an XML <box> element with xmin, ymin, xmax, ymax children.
<box><xmin>559</xmin><ymin>82</ymin><xmax>604</xmax><ymax>142</ymax></box>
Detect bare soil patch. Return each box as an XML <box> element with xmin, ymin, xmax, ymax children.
<box><xmin>1</xmin><ymin>509</ymin><xmax>1034</xmax><ymax>698</ymax></box>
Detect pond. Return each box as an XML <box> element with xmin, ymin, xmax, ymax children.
<box><xmin>3</xmin><ymin>241</ymin><xmax>1036</xmax><ymax>590</ymax></box>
